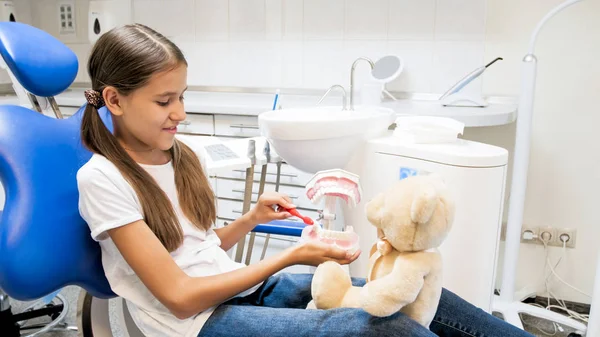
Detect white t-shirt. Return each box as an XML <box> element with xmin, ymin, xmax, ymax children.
<box><xmin>77</xmin><ymin>152</ymin><xmax>260</xmax><ymax>337</ymax></box>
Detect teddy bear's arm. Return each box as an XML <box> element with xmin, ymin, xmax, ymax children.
<box><xmin>359</xmin><ymin>258</ymin><xmax>429</xmax><ymax>317</ymax></box>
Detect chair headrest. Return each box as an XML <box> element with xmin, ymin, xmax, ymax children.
<box><xmin>0</xmin><ymin>104</ymin><xmax>114</xmax><ymax>300</ymax></box>
<box><xmin>0</xmin><ymin>22</ymin><xmax>78</xmax><ymax>97</ymax></box>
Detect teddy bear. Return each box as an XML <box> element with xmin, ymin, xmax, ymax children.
<box><xmin>309</xmin><ymin>174</ymin><xmax>455</xmax><ymax>328</ymax></box>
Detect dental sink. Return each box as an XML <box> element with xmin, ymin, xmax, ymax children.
<box><xmin>258</xmin><ymin>106</ymin><xmax>396</xmax><ymax>173</ymax></box>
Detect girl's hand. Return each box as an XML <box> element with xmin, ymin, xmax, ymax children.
<box><xmin>286</xmin><ymin>241</ymin><xmax>361</xmax><ymax>267</ymax></box>
<box><xmin>248</xmin><ymin>191</ymin><xmax>295</xmax><ymax>225</ymax></box>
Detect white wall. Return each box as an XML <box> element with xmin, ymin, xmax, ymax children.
<box><xmin>476</xmin><ymin>0</ymin><xmax>600</xmax><ymax>305</ymax></box>
<box><xmin>22</xmin><ymin>0</ymin><xmax>600</xmax><ymax>304</ymax></box>
<box><xmin>29</xmin><ymin>0</ymin><xmax>489</xmax><ymax>96</ymax></box>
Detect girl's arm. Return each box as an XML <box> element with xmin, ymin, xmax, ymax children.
<box><xmin>212</xmin><ymin>212</ymin><xmax>254</xmax><ymax>251</ymax></box>
<box><xmin>108</xmin><ymin>219</ymin><xmax>358</xmax><ymax>320</ymax></box>
<box><xmin>213</xmin><ymin>192</ymin><xmax>295</xmax><ymax>251</ymax></box>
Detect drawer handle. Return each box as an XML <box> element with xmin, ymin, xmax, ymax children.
<box><xmin>180</xmin><ymin>120</ymin><xmax>191</xmax><ymax>125</ymax></box>
<box><xmin>231</xmin><ymin>189</ymin><xmax>298</xmax><ymax>199</ymax></box>
<box><xmin>233</xmin><ymin>169</ymin><xmax>298</xmax><ymax>178</ymax></box>
<box><xmin>230</xmin><ymin>124</ymin><xmax>259</xmax><ymax>130</ymax></box>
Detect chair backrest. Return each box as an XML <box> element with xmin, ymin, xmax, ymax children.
<box><xmin>0</xmin><ymin>104</ymin><xmax>115</xmax><ymax>300</ymax></box>
<box><xmin>0</xmin><ymin>22</ymin><xmax>77</xmax><ymax>97</ymax></box>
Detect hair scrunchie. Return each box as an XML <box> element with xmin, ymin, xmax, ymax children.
<box><xmin>84</xmin><ymin>89</ymin><xmax>105</xmax><ymax>109</ymax></box>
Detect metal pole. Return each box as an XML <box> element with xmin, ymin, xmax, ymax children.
<box><xmin>234</xmin><ymin>140</ymin><xmax>255</xmax><ymax>263</ymax></box>
<box><xmin>245</xmin><ymin>141</ymin><xmax>269</xmax><ymax>265</ymax></box>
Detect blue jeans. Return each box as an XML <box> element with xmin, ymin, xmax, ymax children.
<box><xmin>199</xmin><ymin>273</ymin><xmax>533</xmax><ymax>337</ymax></box>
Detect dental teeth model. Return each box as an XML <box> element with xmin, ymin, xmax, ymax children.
<box><xmin>301</xmin><ymin>169</ymin><xmax>362</xmax><ymax>253</ymax></box>
<box><xmin>301</xmin><ymin>224</ymin><xmax>360</xmax><ymax>255</ymax></box>
<box><xmin>305</xmin><ymin>169</ymin><xmax>362</xmax><ymax>230</ymax></box>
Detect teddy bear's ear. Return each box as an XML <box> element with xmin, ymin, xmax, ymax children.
<box><xmin>365</xmin><ymin>192</ymin><xmax>386</xmax><ymax>227</ymax></box>
<box><xmin>410</xmin><ymin>182</ymin><xmax>439</xmax><ymax>224</ymax></box>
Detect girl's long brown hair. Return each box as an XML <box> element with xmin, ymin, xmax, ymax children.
<box><xmin>81</xmin><ymin>24</ymin><xmax>216</xmax><ymax>252</ymax></box>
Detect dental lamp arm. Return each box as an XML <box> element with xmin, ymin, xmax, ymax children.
<box><xmin>528</xmin><ymin>0</ymin><xmax>583</xmax><ymax>55</ymax></box>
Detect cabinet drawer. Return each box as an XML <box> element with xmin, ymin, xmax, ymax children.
<box><xmin>179</xmin><ymin>113</ymin><xmax>214</xmax><ymax>135</ymax></box>
<box><xmin>214</xmin><ymin>115</ymin><xmax>260</xmax><ymax>137</ymax></box>
<box><xmin>215</xmin><ymin>178</ymin><xmax>318</xmax><ymax>211</ymax></box>
<box><xmin>216</xmin><ymin>163</ymin><xmax>313</xmax><ymax>187</ymax></box>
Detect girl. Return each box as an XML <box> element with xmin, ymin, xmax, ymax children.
<box><xmin>77</xmin><ymin>24</ymin><xmax>533</xmax><ymax>337</ymax></box>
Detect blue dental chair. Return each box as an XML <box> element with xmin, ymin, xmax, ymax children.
<box><xmin>0</xmin><ymin>22</ymin><xmax>306</xmax><ymax>336</ymax></box>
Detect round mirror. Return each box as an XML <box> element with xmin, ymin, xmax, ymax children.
<box><xmin>371</xmin><ymin>55</ymin><xmax>403</xmax><ymax>83</ymax></box>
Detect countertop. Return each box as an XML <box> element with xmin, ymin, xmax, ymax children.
<box><xmin>0</xmin><ymin>88</ymin><xmax>518</xmax><ymax>127</ymax></box>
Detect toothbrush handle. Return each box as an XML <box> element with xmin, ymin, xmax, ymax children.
<box><xmin>282</xmin><ymin>207</ymin><xmax>313</xmax><ymax>225</ymax></box>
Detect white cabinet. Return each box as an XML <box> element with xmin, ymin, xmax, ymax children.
<box><xmin>179</xmin><ymin>113</ymin><xmax>214</xmax><ymax>135</ymax></box>
<box><xmin>214</xmin><ymin>115</ymin><xmax>261</xmax><ymax>137</ymax></box>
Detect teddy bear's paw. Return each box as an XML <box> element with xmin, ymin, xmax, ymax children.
<box><xmin>311</xmin><ymin>261</ymin><xmax>351</xmax><ymax>309</ymax></box>
<box><xmin>359</xmin><ymin>286</ymin><xmax>401</xmax><ymax>317</ymax></box>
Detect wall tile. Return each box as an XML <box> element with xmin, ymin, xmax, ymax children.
<box><xmin>266</xmin><ymin>0</ymin><xmax>283</xmax><ymax>40</ymax></box>
<box><xmin>386</xmin><ymin>41</ymin><xmax>433</xmax><ymax>93</ymax></box>
<box><xmin>431</xmin><ymin>41</ymin><xmax>485</xmax><ymax>95</ymax></box>
<box><xmin>66</xmin><ymin>43</ymin><xmax>92</xmax><ymax>83</ymax></box>
<box><xmin>388</xmin><ymin>0</ymin><xmax>435</xmax><ymax>40</ymax></box>
<box><xmin>281</xmin><ymin>41</ymin><xmax>303</xmax><ymax>88</ymax></box>
<box><xmin>27</xmin><ymin>0</ymin><xmax>492</xmax><ymax>94</ymax></box>
<box><xmin>195</xmin><ymin>0</ymin><xmax>229</xmax><ymax>41</ymax></box>
<box><xmin>133</xmin><ymin>0</ymin><xmax>162</xmax><ymax>28</ymax></box>
<box><xmin>156</xmin><ymin>0</ymin><xmax>195</xmax><ymax>42</ymax></box>
<box><xmin>435</xmin><ymin>0</ymin><xmax>486</xmax><ymax>41</ymax></box>
<box><xmin>189</xmin><ymin>42</ymin><xmax>233</xmax><ymax>86</ymax></box>
<box><xmin>344</xmin><ymin>0</ymin><xmax>388</xmax><ymax>40</ymax></box>
<box><xmin>303</xmin><ymin>0</ymin><xmax>344</xmax><ymax>40</ymax></box>
<box><xmin>227</xmin><ymin>41</ymin><xmax>283</xmax><ymax>87</ymax></box>
<box><xmin>302</xmin><ymin>40</ymin><xmax>345</xmax><ymax>88</ymax></box>
<box><xmin>229</xmin><ymin>0</ymin><xmax>266</xmax><ymax>40</ymax></box>
<box><xmin>282</xmin><ymin>0</ymin><xmax>303</xmax><ymax>40</ymax></box>
<box><xmin>13</xmin><ymin>0</ymin><xmax>33</xmax><ymax>25</ymax></box>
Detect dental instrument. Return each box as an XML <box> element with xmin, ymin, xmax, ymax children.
<box><xmin>492</xmin><ymin>0</ymin><xmax>591</xmax><ymax>335</ymax></box>
<box><xmin>235</xmin><ymin>139</ymin><xmax>256</xmax><ymax>263</ymax></box>
<box><xmin>245</xmin><ymin>141</ymin><xmax>270</xmax><ymax>265</ymax></box>
<box><xmin>272</xmin><ymin>89</ymin><xmax>280</xmax><ymax>111</ymax></box>
<box><xmin>257</xmin><ymin>93</ymin><xmax>283</xmax><ymax>261</ymax></box>
<box><xmin>260</xmin><ymin>148</ymin><xmax>283</xmax><ymax>261</ymax></box>
<box><xmin>439</xmin><ymin>57</ymin><xmax>503</xmax><ymax>107</ymax></box>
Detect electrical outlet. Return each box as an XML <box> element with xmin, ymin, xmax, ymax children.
<box><xmin>556</xmin><ymin>228</ymin><xmax>577</xmax><ymax>248</ymax></box>
<box><xmin>520</xmin><ymin>226</ymin><xmax>538</xmax><ymax>243</ymax></box>
<box><xmin>58</xmin><ymin>1</ymin><xmax>76</xmax><ymax>36</ymax></box>
<box><xmin>537</xmin><ymin>226</ymin><xmax>556</xmax><ymax>245</ymax></box>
